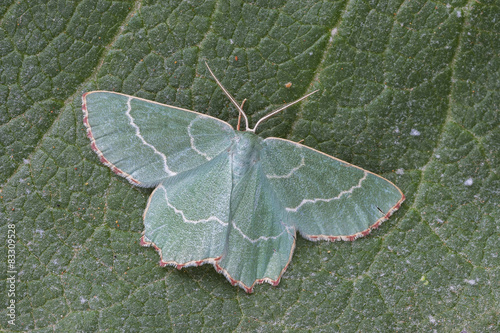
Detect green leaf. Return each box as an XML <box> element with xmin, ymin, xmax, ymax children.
<box><xmin>1</xmin><ymin>0</ymin><xmax>498</xmax><ymax>331</ymax></box>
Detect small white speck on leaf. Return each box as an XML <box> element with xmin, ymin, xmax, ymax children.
<box><xmin>429</xmin><ymin>315</ymin><xmax>436</xmax><ymax>324</ymax></box>
<box><xmin>23</xmin><ymin>158</ymin><xmax>30</xmax><ymax>164</ymax></box>
<box><xmin>435</xmin><ymin>154</ymin><xmax>440</xmax><ymax>159</ymax></box>
<box><xmin>309</xmin><ymin>52</ymin><xmax>313</xmax><ymax>55</ymax></box>
<box><xmin>394</xmin><ymin>126</ymin><xmax>400</xmax><ymax>133</ymax></box>
<box><xmin>436</xmin><ymin>218</ymin><xmax>444</xmax><ymax>223</ymax></box>
<box><xmin>410</xmin><ymin>129</ymin><xmax>421</xmax><ymax>136</ymax></box>
<box><xmin>465</xmin><ymin>279</ymin><xmax>476</xmax><ymax>285</ymax></box>
<box><xmin>230</xmin><ymin>39</ymin><xmax>234</xmax><ymax>44</ymax></box>
<box><xmin>457</xmin><ymin>11</ymin><xmax>462</xmax><ymax>17</ymax></box>
<box><xmin>396</xmin><ymin>168</ymin><xmax>404</xmax><ymax>175</ymax></box>
<box><xmin>330</xmin><ymin>28</ymin><xmax>338</xmax><ymax>41</ymax></box>
<box><xmin>464</xmin><ymin>178</ymin><xmax>473</xmax><ymax>186</ymax></box>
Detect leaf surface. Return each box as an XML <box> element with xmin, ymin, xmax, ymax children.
<box><xmin>1</xmin><ymin>0</ymin><xmax>498</xmax><ymax>331</ymax></box>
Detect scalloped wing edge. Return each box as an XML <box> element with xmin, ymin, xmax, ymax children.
<box><xmin>140</xmin><ymin>233</ymin><xmax>296</xmax><ymax>293</ymax></box>
<box><xmin>139</xmin><ymin>189</ymin><xmax>404</xmax><ymax>293</ymax></box>
<box><xmin>138</xmin><ymin>168</ymin><xmax>404</xmax><ymax>292</ymax></box>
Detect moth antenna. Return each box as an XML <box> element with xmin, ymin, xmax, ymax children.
<box><xmin>205</xmin><ymin>62</ymin><xmax>249</xmax><ymax>131</ymax></box>
<box><xmin>237</xmin><ymin>99</ymin><xmax>247</xmax><ymax>131</ymax></box>
<box><xmin>251</xmin><ymin>90</ymin><xmax>319</xmax><ymax>133</ymax></box>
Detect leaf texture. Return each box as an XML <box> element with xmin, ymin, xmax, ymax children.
<box><xmin>1</xmin><ymin>0</ymin><xmax>498</xmax><ymax>331</ymax></box>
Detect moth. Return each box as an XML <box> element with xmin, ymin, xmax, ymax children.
<box><xmin>82</xmin><ymin>63</ymin><xmax>404</xmax><ymax>292</ymax></box>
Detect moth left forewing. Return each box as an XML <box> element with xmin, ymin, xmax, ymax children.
<box><xmin>261</xmin><ymin>137</ymin><xmax>405</xmax><ymax>241</ymax></box>
<box><xmin>83</xmin><ymin>91</ymin><xmax>236</xmax><ymax>187</ymax></box>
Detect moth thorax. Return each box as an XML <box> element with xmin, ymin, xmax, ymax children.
<box><xmin>231</xmin><ymin>132</ymin><xmax>262</xmax><ymax>185</ymax></box>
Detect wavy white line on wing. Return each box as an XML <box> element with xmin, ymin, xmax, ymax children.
<box><xmin>126</xmin><ymin>97</ymin><xmax>176</xmax><ymax>176</ymax></box>
<box><xmin>160</xmin><ymin>185</ymin><xmax>228</xmax><ymax>226</ymax></box>
<box><xmin>187</xmin><ymin>117</ymin><xmax>211</xmax><ymax>160</ymax></box>
<box><xmin>286</xmin><ymin>171</ymin><xmax>368</xmax><ymax>212</ymax></box>
<box><xmin>231</xmin><ymin>221</ymin><xmax>287</xmax><ymax>243</ymax></box>
<box><xmin>266</xmin><ymin>156</ymin><xmax>305</xmax><ymax>179</ymax></box>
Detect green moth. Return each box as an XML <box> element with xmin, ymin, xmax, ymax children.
<box><xmin>82</xmin><ymin>64</ymin><xmax>404</xmax><ymax>293</ymax></box>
